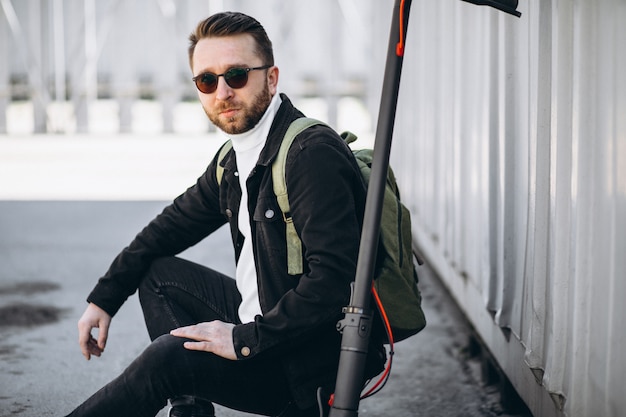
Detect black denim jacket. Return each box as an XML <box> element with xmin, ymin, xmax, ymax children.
<box><xmin>87</xmin><ymin>95</ymin><xmax>384</xmax><ymax>407</ymax></box>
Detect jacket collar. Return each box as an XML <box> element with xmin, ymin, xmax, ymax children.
<box><xmin>257</xmin><ymin>93</ymin><xmax>304</xmax><ymax>167</ymax></box>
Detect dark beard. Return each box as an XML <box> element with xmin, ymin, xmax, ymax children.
<box><xmin>208</xmin><ymin>83</ymin><xmax>273</xmax><ymax>135</ymax></box>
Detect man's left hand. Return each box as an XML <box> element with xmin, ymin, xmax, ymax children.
<box><xmin>170</xmin><ymin>321</ymin><xmax>236</xmax><ymax>360</ymax></box>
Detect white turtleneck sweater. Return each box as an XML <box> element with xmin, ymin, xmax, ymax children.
<box><xmin>223</xmin><ymin>93</ymin><xmax>282</xmax><ymax>323</ymax></box>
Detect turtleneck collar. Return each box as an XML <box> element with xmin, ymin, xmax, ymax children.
<box><xmin>223</xmin><ymin>93</ymin><xmax>282</xmax><ymax>153</ymax></box>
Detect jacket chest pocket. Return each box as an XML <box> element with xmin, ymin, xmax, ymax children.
<box><xmin>253</xmin><ymin>196</ymin><xmax>282</xmax><ymax>224</ymax></box>
<box><xmin>254</xmin><ymin>195</ymin><xmax>303</xmax><ymax>276</ymax></box>
<box><xmin>252</xmin><ymin>195</ymin><xmax>300</xmax><ymax>278</ymax></box>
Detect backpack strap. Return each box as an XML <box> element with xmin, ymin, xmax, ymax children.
<box><xmin>272</xmin><ymin>117</ymin><xmax>325</xmax><ymax>275</ymax></box>
<box><xmin>215</xmin><ymin>118</ymin><xmax>337</xmax><ymax>276</ymax></box>
<box><xmin>216</xmin><ymin>140</ymin><xmax>233</xmax><ymax>186</ymax></box>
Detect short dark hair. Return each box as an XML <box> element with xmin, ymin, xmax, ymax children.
<box><xmin>188</xmin><ymin>12</ymin><xmax>274</xmax><ymax>68</ymax></box>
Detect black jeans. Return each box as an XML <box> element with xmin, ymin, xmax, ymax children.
<box><xmin>65</xmin><ymin>257</ymin><xmax>314</xmax><ymax>417</ymax></box>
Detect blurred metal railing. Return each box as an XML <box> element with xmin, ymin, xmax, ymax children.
<box><xmin>0</xmin><ymin>0</ymin><xmax>380</xmax><ymax>135</ymax></box>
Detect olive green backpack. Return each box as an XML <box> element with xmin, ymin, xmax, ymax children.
<box><xmin>216</xmin><ymin>117</ymin><xmax>426</xmax><ymax>342</ymax></box>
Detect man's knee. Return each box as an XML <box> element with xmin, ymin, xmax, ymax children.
<box><xmin>145</xmin><ymin>256</ymin><xmax>179</xmax><ymax>280</ymax></box>
<box><xmin>138</xmin><ymin>256</ymin><xmax>177</xmax><ymax>296</ymax></box>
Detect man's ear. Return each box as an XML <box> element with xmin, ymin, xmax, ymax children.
<box><xmin>267</xmin><ymin>66</ymin><xmax>279</xmax><ymax>95</ymax></box>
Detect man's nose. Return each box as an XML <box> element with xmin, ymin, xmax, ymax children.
<box><xmin>214</xmin><ymin>76</ymin><xmax>233</xmax><ymax>100</ymax></box>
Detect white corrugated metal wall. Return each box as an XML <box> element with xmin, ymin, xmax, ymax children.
<box><xmin>388</xmin><ymin>1</ymin><xmax>626</xmax><ymax>416</ymax></box>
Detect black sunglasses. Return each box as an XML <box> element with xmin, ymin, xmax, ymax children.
<box><xmin>192</xmin><ymin>65</ymin><xmax>272</xmax><ymax>94</ymax></box>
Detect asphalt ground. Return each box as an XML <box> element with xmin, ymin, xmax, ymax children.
<box><xmin>0</xmin><ymin>200</ymin><xmax>532</xmax><ymax>417</ymax></box>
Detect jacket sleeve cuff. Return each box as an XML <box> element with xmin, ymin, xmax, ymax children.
<box><xmin>86</xmin><ymin>284</ymin><xmax>126</xmax><ymax>317</ymax></box>
<box><xmin>232</xmin><ymin>322</ymin><xmax>259</xmax><ymax>359</ymax></box>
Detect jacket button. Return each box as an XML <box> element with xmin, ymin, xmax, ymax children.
<box><xmin>241</xmin><ymin>346</ymin><xmax>251</xmax><ymax>357</ymax></box>
<box><xmin>265</xmin><ymin>209</ymin><xmax>275</xmax><ymax>219</ymax></box>
<box><xmin>225</xmin><ymin>209</ymin><xmax>233</xmax><ymax>218</ymax></box>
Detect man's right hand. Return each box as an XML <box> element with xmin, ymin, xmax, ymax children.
<box><xmin>77</xmin><ymin>303</ymin><xmax>112</xmax><ymax>360</ymax></box>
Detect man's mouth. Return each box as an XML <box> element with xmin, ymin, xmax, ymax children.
<box><xmin>220</xmin><ymin>108</ymin><xmax>239</xmax><ymax>118</ymax></box>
